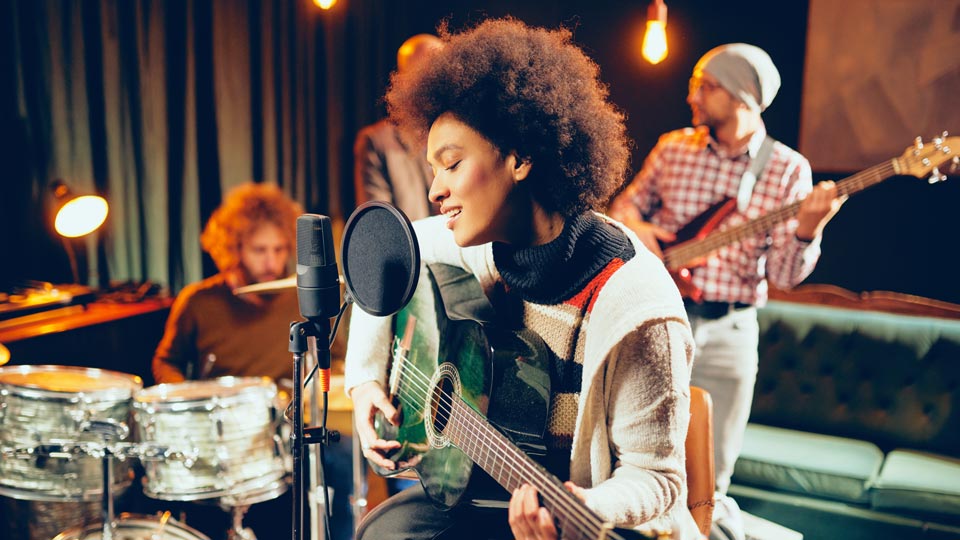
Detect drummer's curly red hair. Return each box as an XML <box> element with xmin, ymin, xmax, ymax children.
<box><xmin>200</xmin><ymin>183</ymin><xmax>302</xmax><ymax>273</ymax></box>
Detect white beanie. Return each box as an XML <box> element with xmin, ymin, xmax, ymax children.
<box><xmin>694</xmin><ymin>43</ymin><xmax>781</xmax><ymax>112</ymax></box>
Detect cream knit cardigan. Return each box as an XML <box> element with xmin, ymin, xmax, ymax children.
<box><xmin>345</xmin><ymin>215</ymin><xmax>701</xmax><ymax>539</ymax></box>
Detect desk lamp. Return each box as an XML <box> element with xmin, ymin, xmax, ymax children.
<box><xmin>50</xmin><ymin>180</ymin><xmax>109</xmax><ymax>284</ymax></box>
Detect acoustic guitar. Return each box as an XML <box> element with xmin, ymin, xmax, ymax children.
<box><xmin>660</xmin><ymin>135</ymin><xmax>957</xmax><ymax>301</ymax></box>
<box><xmin>370</xmin><ymin>263</ymin><xmax>662</xmax><ymax>540</ymax></box>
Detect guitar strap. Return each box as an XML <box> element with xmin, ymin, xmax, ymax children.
<box><xmin>736</xmin><ymin>135</ymin><xmax>775</xmax><ymax>212</ymax></box>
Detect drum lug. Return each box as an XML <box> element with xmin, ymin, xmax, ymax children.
<box><xmin>272</xmin><ymin>434</ymin><xmax>284</xmax><ymax>458</ymax></box>
<box><xmin>216</xmin><ymin>445</ymin><xmax>231</xmax><ymax>472</ymax></box>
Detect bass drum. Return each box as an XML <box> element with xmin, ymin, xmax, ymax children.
<box><xmin>53</xmin><ymin>513</ymin><xmax>210</xmax><ymax>540</ymax></box>
<box><xmin>0</xmin><ymin>496</ymin><xmax>99</xmax><ymax>540</ymax></box>
<box><xmin>0</xmin><ymin>365</ymin><xmax>141</xmax><ymax>501</ymax></box>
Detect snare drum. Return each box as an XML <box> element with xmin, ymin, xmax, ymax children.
<box><xmin>133</xmin><ymin>377</ymin><xmax>287</xmax><ymax>502</ymax></box>
<box><xmin>0</xmin><ymin>365</ymin><xmax>141</xmax><ymax>501</ymax></box>
<box><xmin>53</xmin><ymin>513</ymin><xmax>210</xmax><ymax>540</ymax></box>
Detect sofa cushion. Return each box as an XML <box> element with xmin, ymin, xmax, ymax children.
<box><xmin>871</xmin><ymin>449</ymin><xmax>960</xmax><ymax>517</ymax></box>
<box><xmin>733</xmin><ymin>424</ymin><xmax>883</xmax><ymax>503</ymax></box>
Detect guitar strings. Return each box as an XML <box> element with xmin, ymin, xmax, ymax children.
<box><xmin>391</xmin><ymin>365</ymin><xmax>604</xmax><ymax>539</ymax></box>
<box><xmin>666</xmin><ymin>160</ymin><xmax>896</xmax><ymax>267</ymax></box>
<box><xmin>389</xmin><ymin>355</ymin><xmax>621</xmax><ymax>539</ymax></box>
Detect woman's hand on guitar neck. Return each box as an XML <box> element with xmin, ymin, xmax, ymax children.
<box><xmin>351</xmin><ymin>380</ymin><xmax>402</xmax><ymax>471</ymax></box>
<box><xmin>508</xmin><ymin>482</ymin><xmax>587</xmax><ymax>540</ymax></box>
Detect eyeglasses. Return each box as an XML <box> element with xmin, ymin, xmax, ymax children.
<box><xmin>688</xmin><ymin>76</ymin><xmax>722</xmax><ymax>96</ymax></box>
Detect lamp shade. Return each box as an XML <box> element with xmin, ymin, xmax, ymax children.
<box><xmin>51</xmin><ymin>180</ymin><xmax>109</xmax><ymax>238</ymax></box>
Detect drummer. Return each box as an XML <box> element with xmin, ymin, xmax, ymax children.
<box><xmin>152</xmin><ymin>182</ymin><xmax>304</xmax><ymax>384</ymax></box>
<box><xmin>147</xmin><ymin>182</ymin><xmax>351</xmax><ymax>540</ymax></box>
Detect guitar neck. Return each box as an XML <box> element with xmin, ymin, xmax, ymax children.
<box><xmin>664</xmin><ymin>159</ymin><xmax>899</xmax><ymax>269</ymax></box>
<box><xmin>445</xmin><ymin>396</ymin><xmax>635</xmax><ymax>540</ymax></box>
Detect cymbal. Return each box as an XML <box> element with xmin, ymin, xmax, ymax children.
<box><xmin>233</xmin><ymin>274</ymin><xmax>347</xmax><ymax>295</ymax></box>
<box><xmin>233</xmin><ymin>276</ymin><xmax>296</xmax><ymax>295</ymax></box>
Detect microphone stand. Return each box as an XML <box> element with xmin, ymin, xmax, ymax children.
<box><xmin>289</xmin><ymin>317</ymin><xmax>339</xmax><ymax>540</ymax></box>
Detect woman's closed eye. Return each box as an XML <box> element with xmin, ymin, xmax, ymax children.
<box><xmin>445</xmin><ymin>160</ymin><xmax>461</xmax><ymax>172</ymax></box>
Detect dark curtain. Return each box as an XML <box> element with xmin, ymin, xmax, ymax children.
<box><xmin>0</xmin><ymin>0</ymin><xmax>631</xmax><ymax>295</ymax></box>
<box><xmin>3</xmin><ymin>0</ymin><xmax>955</xmax><ymax>304</ymax></box>
<box><xmin>1</xmin><ymin>0</ymin><xmax>336</xmax><ymax>293</ymax></box>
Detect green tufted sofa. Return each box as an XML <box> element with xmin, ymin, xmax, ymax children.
<box><xmin>728</xmin><ymin>286</ymin><xmax>960</xmax><ymax>540</ymax></box>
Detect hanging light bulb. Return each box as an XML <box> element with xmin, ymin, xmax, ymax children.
<box><xmin>642</xmin><ymin>0</ymin><xmax>668</xmax><ymax>65</ymax></box>
<box><xmin>313</xmin><ymin>0</ymin><xmax>336</xmax><ymax>9</ymax></box>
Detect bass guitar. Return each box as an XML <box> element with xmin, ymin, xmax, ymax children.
<box><xmin>661</xmin><ymin>134</ymin><xmax>957</xmax><ymax>301</ymax></box>
<box><xmin>371</xmin><ymin>263</ymin><xmax>661</xmax><ymax>540</ymax></box>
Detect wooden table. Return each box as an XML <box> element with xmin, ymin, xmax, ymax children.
<box><xmin>0</xmin><ymin>298</ymin><xmax>172</xmax><ymax>385</ymax></box>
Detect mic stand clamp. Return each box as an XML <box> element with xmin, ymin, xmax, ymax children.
<box><xmin>303</xmin><ymin>427</ymin><xmax>340</xmax><ymax>446</ymax></box>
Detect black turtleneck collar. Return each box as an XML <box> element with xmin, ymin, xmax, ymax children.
<box><xmin>492</xmin><ymin>213</ymin><xmax>635</xmax><ymax>304</ymax></box>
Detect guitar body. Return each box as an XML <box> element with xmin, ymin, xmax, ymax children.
<box><xmin>661</xmin><ymin>197</ymin><xmax>737</xmax><ymax>301</ymax></box>
<box><xmin>373</xmin><ymin>263</ymin><xmax>552</xmax><ymax>508</ymax></box>
<box><xmin>667</xmin><ymin>197</ymin><xmax>738</xmax><ymax>247</ymax></box>
<box><xmin>372</xmin><ymin>263</ymin><xmax>661</xmax><ymax>539</ymax></box>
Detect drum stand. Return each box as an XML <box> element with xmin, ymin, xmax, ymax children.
<box><xmin>217</xmin><ymin>480</ymin><xmax>289</xmax><ymax>540</ymax></box>
<box><xmin>80</xmin><ymin>418</ymin><xmax>130</xmax><ymax>540</ymax></box>
<box><xmin>83</xmin><ymin>420</ymin><xmax>199</xmax><ymax>540</ymax></box>
<box><xmin>222</xmin><ymin>501</ymin><xmax>255</xmax><ymax>540</ymax></box>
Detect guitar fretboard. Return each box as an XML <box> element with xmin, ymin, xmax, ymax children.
<box><xmin>664</xmin><ymin>159</ymin><xmax>899</xmax><ymax>269</ymax></box>
<box><xmin>444</xmin><ymin>395</ymin><xmax>628</xmax><ymax>540</ymax></box>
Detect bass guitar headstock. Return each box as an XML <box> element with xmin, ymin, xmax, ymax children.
<box><xmin>897</xmin><ymin>132</ymin><xmax>959</xmax><ymax>183</ymax></box>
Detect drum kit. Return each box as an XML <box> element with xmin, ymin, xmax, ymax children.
<box><xmin>0</xmin><ymin>365</ymin><xmax>292</xmax><ymax>540</ymax></box>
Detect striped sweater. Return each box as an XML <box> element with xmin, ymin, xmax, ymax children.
<box><xmin>491</xmin><ymin>213</ymin><xmax>635</xmax><ymax>466</ymax></box>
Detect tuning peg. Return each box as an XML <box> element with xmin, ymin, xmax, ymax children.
<box><xmin>928</xmin><ymin>167</ymin><xmax>947</xmax><ymax>184</ymax></box>
<box><xmin>950</xmin><ymin>156</ymin><xmax>959</xmax><ymax>173</ymax></box>
<box><xmin>914</xmin><ymin>136</ymin><xmax>924</xmax><ymax>152</ymax></box>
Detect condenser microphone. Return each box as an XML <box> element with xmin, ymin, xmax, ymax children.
<box><xmin>296</xmin><ymin>214</ymin><xmax>341</xmax><ymax>321</ymax></box>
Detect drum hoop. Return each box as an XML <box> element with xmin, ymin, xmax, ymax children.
<box><xmin>52</xmin><ymin>512</ymin><xmax>211</xmax><ymax>540</ymax></box>
<box><xmin>134</xmin><ymin>376</ymin><xmax>276</xmax><ymax>405</ymax></box>
<box><xmin>0</xmin><ymin>476</ymin><xmax>134</xmax><ymax>503</ymax></box>
<box><xmin>0</xmin><ymin>365</ymin><xmax>142</xmax><ymax>401</ymax></box>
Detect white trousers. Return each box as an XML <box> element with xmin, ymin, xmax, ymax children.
<box><xmin>688</xmin><ymin>307</ymin><xmax>759</xmax><ymax>495</ymax></box>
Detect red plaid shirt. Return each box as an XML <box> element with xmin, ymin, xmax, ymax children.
<box><xmin>612</xmin><ymin>126</ymin><xmax>820</xmax><ymax>305</ymax></box>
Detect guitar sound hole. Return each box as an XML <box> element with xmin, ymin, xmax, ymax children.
<box><xmin>430</xmin><ymin>375</ymin><xmax>454</xmax><ymax>434</ymax></box>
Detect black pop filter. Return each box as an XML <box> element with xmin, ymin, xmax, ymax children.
<box><xmin>341</xmin><ymin>201</ymin><xmax>420</xmax><ymax>317</ymax></box>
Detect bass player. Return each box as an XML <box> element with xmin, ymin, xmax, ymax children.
<box><xmin>608</xmin><ymin>42</ymin><xmax>843</xmax><ymax>540</ymax></box>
